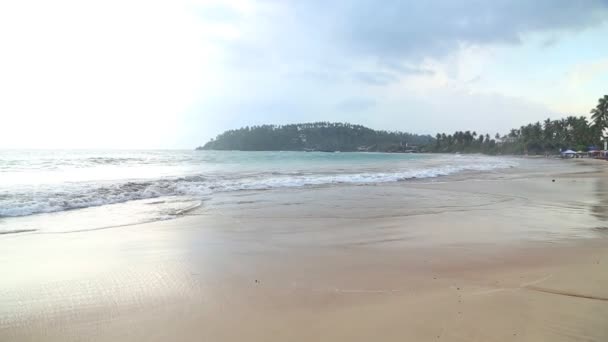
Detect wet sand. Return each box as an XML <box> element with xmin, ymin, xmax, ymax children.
<box><xmin>1</xmin><ymin>158</ymin><xmax>608</xmax><ymax>341</ymax></box>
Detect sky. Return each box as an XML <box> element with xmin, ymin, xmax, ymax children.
<box><xmin>1</xmin><ymin>0</ymin><xmax>608</xmax><ymax>149</ymax></box>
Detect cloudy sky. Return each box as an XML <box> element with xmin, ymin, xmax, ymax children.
<box><xmin>1</xmin><ymin>0</ymin><xmax>608</xmax><ymax>148</ymax></box>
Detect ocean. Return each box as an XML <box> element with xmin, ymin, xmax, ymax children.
<box><xmin>0</xmin><ymin>150</ymin><xmax>518</xmax><ymax>234</ymax></box>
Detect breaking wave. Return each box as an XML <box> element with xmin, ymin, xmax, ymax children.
<box><xmin>0</xmin><ymin>159</ymin><xmax>515</xmax><ymax>218</ymax></box>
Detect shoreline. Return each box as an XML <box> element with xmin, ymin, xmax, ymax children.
<box><xmin>1</xmin><ymin>158</ymin><xmax>607</xmax><ymax>341</ymax></box>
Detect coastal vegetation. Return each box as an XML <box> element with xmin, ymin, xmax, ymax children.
<box><xmin>432</xmin><ymin>116</ymin><xmax>601</xmax><ymax>154</ymax></box>
<box><xmin>199</xmin><ymin>95</ymin><xmax>608</xmax><ymax>155</ymax></box>
<box><xmin>198</xmin><ymin>122</ymin><xmax>433</xmax><ymax>152</ymax></box>
<box><xmin>432</xmin><ymin>95</ymin><xmax>607</xmax><ymax>154</ymax></box>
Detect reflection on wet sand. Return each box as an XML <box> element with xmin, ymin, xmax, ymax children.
<box><xmin>592</xmin><ymin>169</ymin><xmax>608</xmax><ymax>222</ymax></box>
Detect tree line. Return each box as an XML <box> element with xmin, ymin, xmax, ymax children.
<box><xmin>431</xmin><ymin>95</ymin><xmax>608</xmax><ymax>154</ymax></box>
<box><xmin>198</xmin><ymin>122</ymin><xmax>434</xmax><ymax>152</ymax></box>
<box><xmin>198</xmin><ymin>95</ymin><xmax>608</xmax><ymax>154</ymax></box>
<box><xmin>431</xmin><ymin>116</ymin><xmax>601</xmax><ymax>154</ymax></box>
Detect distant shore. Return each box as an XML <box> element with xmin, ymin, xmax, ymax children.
<box><xmin>1</xmin><ymin>157</ymin><xmax>607</xmax><ymax>341</ymax></box>
<box><xmin>196</xmin><ymin>148</ymin><xmax>600</xmax><ymax>159</ymax></box>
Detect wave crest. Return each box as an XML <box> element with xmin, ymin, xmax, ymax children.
<box><xmin>0</xmin><ymin>158</ymin><xmax>516</xmax><ymax>217</ymax></box>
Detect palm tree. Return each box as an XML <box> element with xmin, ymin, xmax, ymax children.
<box><xmin>464</xmin><ymin>131</ymin><xmax>473</xmax><ymax>146</ymax></box>
<box><xmin>591</xmin><ymin>95</ymin><xmax>608</xmax><ymax>140</ymax></box>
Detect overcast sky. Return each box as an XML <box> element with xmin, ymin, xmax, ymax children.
<box><xmin>1</xmin><ymin>0</ymin><xmax>608</xmax><ymax>149</ymax></box>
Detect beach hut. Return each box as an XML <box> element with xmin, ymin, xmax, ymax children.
<box><xmin>560</xmin><ymin>149</ymin><xmax>577</xmax><ymax>158</ymax></box>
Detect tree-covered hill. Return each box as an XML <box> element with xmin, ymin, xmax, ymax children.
<box><xmin>198</xmin><ymin>95</ymin><xmax>608</xmax><ymax>154</ymax></box>
<box><xmin>198</xmin><ymin>122</ymin><xmax>434</xmax><ymax>152</ymax></box>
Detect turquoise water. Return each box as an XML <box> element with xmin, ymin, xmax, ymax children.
<box><xmin>0</xmin><ymin>150</ymin><xmax>518</xmax><ymax>233</ymax></box>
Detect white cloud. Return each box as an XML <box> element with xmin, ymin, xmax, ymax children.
<box><xmin>1</xmin><ymin>0</ymin><xmax>607</xmax><ymax>148</ymax></box>
<box><xmin>567</xmin><ymin>59</ymin><xmax>608</xmax><ymax>88</ymax></box>
<box><xmin>0</xmin><ymin>0</ymin><xmax>219</xmax><ymax>148</ymax></box>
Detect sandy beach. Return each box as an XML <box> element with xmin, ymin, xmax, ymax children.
<box><xmin>1</xmin><ymin>158</ymin><xmax>608</xmax><ymax>341</ymax></box>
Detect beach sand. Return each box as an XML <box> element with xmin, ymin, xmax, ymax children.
<box><xmin>1</xmin><ymin>158</ymin><xmax>608</xmax><ymax>341</ymax></box>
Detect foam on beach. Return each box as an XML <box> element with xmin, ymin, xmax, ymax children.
<box><xmin>0</xmin><ymin>154</ymin><xmax>517</xmax><ymax>218</ymax></box>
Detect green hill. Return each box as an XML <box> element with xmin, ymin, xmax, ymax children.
<box><xmin>197</xmin><ymin>122</ymin><xmax>433</xmax><ymax>152</ymax></box>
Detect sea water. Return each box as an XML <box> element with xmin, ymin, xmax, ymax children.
<box><xmin>0</xmin><ymin>150</ymin><xmax>518</xmax><ymax>233</ymax></box>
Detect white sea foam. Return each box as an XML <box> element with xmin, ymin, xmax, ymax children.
<box><xmin>0</xmin><ymin>154</ymin><xmax>517</xmax><ymax>218</ymax></box>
